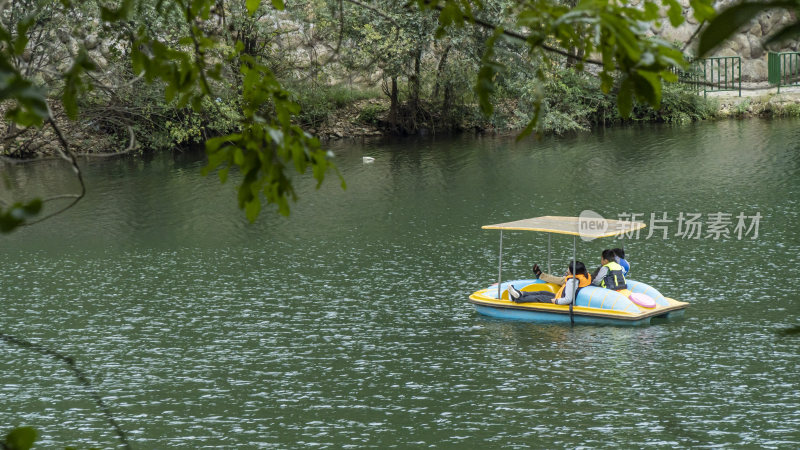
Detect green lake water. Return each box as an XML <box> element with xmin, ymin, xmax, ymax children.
<box><xmin>1</xmin><ymin>119</ymin><xmax>798</xmax><ymax>448</ymax></box>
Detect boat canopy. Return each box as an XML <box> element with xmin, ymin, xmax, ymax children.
<box><xmin>482</xmin><ymin>215</ymin><xmax>646</xmax><ymax>239</ymax></box>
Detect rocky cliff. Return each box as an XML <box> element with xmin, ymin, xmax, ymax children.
<box><xmin>651</xmin><ymin>0</ymin><xmax>797</xmax><ymax>82</ymax></box>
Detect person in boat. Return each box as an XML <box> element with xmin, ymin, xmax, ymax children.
<box><xmin>508</xmin><ymin>261</ymin><xmax>591</xmax><ymax>304</ymax></box>
<box><xmin>591</xmin><ymin>249</ymin><xmax>627</xmax><ymax>291</ymax></box>
<box><xmin>612</xmin><ymin>247</ymin><xmax>630</xmax><ymax>275</ymax></box>
<box><xmin>532</xmin><ymin>263</ymin><xmax>568</xmax><ymax>286</ymax></box>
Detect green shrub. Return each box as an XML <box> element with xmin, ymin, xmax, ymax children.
<box><xmin>494</xmin><ymin>67</ymin><xmax>716</xmax><ymax>134</ymax></box>
<box><xmin>290</xmin><ymin>83</ymin><xmax>382</xmax><ymax>127</ymax></box>
<box><xmin>637</xmin><ymin>82</ymin><xmax>716</xmax><ymax>122</ymax></box>
<box><xmin>357</xmin><ymin>103</ymin><xmax>386</xmax><ymax>124</ymax></box>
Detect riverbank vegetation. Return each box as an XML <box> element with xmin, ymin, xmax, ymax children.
<box><xmin>1</xmin><ymin>0</ymin><xmax>721</xmax><ymax>162</ymax></box>
<box><xmin>2</xmin><ymin>0</ymin><xmax>798</xmax><ymax>226</ymax></box>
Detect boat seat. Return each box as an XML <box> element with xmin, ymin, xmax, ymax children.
<box><xmin>522</xmin><ymin>283</ymin><xmax>559</xmax><ymax>293</ymax></box>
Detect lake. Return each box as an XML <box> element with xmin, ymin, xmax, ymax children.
<box><xmin>1</xmin><ymin>119</ymin><xmax>798</xmax><ymax>448</ymax></box>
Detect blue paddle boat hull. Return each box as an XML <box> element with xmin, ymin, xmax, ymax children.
<box><xmin>469</xmin><ymin>279</ymin><xmax>688</xmax><ymax>327</ymax></box>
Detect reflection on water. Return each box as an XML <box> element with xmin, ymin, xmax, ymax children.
<box><xmin>1</xmin><ymin>119</ymin><xmax>799</xmax><ymax>447</ymax></box>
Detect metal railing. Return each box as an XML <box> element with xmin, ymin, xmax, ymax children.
<box><xmin>673</xmin><ymin>57</ymin><xmax>741</xmax><ymax>97</ymax></box>
<box><xmin>768</xmin><ymin>51</ymin><xmax>800</xmax><ymax>93</ymax></box>
<box><xmin>701</xmin><ymin>56</ymin><xmax>741</xmax><ymax>97</ymax></box>
<box><xmin>671</xmin><ymin>62</ymin><xmax>703</xmax><ymax>95</ymax></box>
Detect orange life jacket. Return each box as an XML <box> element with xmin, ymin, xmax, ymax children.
<box><xmin>555</xmin><ymin>273</ymin><xmax>592</xmax><ymax>299</ymax></box>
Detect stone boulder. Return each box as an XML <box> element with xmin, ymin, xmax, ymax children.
<box><xmin>741</xmin><ymin>59</ymin><xmax>768</xmax><ymax>82</ymax></box>
<box><xmin>653</xmin><ymin>8</ymin><xmax>796</xmax><ymax>83</ymax></box>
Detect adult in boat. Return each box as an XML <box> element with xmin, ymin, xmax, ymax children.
<box><xmin>591</xmin><ymin>249</ymin><xmax>627</xmax><ymax>291</ymax></box>
<box><xmin>508</xmin><ymin>261</ymin><xmax>591</xmax><ymax>304</ymax></box>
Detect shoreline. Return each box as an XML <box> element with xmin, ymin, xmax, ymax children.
<box><xmin>3</xmin><ymin>86</ymin><xmax>800</xmax><ymax>160</ymax></box>
<box><xmin>315</xmin><ymin>85</ymin><xmax>800</xmax><ymax>142</ymax></box>
<box><xmin>704</xmin><ymin>84</ymin><xmax>800</xmax><ymax>118</ymax></box>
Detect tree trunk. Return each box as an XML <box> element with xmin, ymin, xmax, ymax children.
<box><xmin>443</xmin><ymin>84</ymin><xmax>452</xmax><ymax>129</ymax></box>
<box><xmin>388</xmin><ymin>76</ymin><xmax>399</xmax><ymax>132</ymax></box>
<box><xmin>433</xmin><ymin>44</ymin><xmax>451</xmax><ymax>99</ymax></box>
<box><xmin>409</xmin><ymin>49</ymin><xmax>422</xmax><ymax>131</ymax></box>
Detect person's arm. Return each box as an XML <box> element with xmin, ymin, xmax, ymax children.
<box><xmin>591</xmin><ymin>267</ymin><xmax>608</xmax><ymax>286</ymax></box>
<box><xmin>540</xmin><ymin>272</ymin><xmax>566</xmax><ymax>285</ymax></box>
<box><xmin>555</xmin><ymin>278</ymin><xmax>577</xmax><ymax>305</ymax></box>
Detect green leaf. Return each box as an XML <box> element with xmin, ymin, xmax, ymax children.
<box><xmin>100</xmin><ymin>0</ymin><xmax>134</xmax><ymax>22</ymax></box>
<box><xmin>205</xmin><ymin>135</ymin><xmax>231</xmax><ymax>153</ymax></box>
<box><xmin>164</xmin><ymin>83</ymin><xmax>176</xmax><ymax>103</ymax></box>
<box><xmin>689</xmin><ymin>0</ymin><xmax>716</xmax><ymax>23</ymax></box>
<box><xmin>218</xmin><ymin>167</ymin><xmax>229</xmax><ymax>183</ymax></box>
<box><xmin>271</xmin><ymin>0</ymin><xmax>285</xmax><ymax>10</ymax></box>
<box><xmin>61</xmin><ymin>48</ymin><xmax>97</xmax><ymax>120</ymax></box>
<box><xmin>664</xmin><ymin>0</ymin><xmax>685</xmax><ymax>27</ymax></box>
<box><xmin>632</xmin><ymin>70</ymin><xmax>662</xmax><ymax>109</ymax></box>
<box><xmin>6</xmin><ymin>107</ymin><xmax>44</xmax><ymax>127</ymax></box>
<box><xmin>0</xmin><ymin>26</ymin><xmax>11</xmax><ymax>44</ymax></box>
<box><xmin>643</xmin><ymin>1</ymin><xmax>659</xmax><ymax>19</ymax></box>
<box><xmin>697</xmin><ymin>1</ymin><xmax>795</xmax><ymax>57</ymax></box>
<box><xmin>599</xmin><ymin>71</ymin><xmax>614</xmax><ymax>94</ymax></box>
<box><xmin>438</xmin><ymin>2</ymin><xmax>466</xmax><ymax>29</ymax></box>
<box><xmin>13</xmin><ymin>16</ymin><xmax>34</xmax><ymax>55</ymax></box>
<box><xmin>246</xmin><ymin>0</ymin><xmax>261</xmax><ymax>15</ymax></box>
<box><xmin>245</xmin><ymin>197</ymin><xmax>261</xmax><ymax>222</ymax></box>
<box><xmin>276</xmin><ymin>194</ymin><xmax>290</xmax><ymax>216</ymax></box>
<box><xmin>516</xmin><ymin>100</ymin><xmax>541</xmax><ymax>142</ymax></box>
<box><xmin>4</xmin><ymin>426</ymin><xmax>37</xmax><ymax>450</ymax></box>
<box><xmin>63</xmin><ymin>82</ymin><xmax>79</xmax><ymax>119</ymax></box>
<box><xmin>22</xmin><ymin>198</ymin><xmax>43</xmax><ymax>215</ymax></box>
<box><xmin>617</xmin><ymin>77</ymin><xmax>634</xmax><ymax>118</ymax></box>
<box><xmin>661</xmin><ymin>70</ymin><xmax>678</xmax><ymax>83</ymax></box>
<box><xmin>474</xmin><ymin>28</ymin><xmax>504</xmax><ymax>116</ymax></box>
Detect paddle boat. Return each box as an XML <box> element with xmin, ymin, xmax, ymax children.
<box><xmin>469</xmin><ymin>216</ymin><xmax>689</xmax><ymax>326</ymax></box>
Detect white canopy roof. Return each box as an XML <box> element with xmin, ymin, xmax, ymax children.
<box><xmin>482</xmin><ymin>215</ymin><xmax>646</xmax><ymax>239</ymax></box>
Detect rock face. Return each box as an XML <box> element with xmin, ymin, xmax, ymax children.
<box><xmin>653</xmin><ymin>5</ymin><xmax>796</xmax><ymax>82</ymax></box>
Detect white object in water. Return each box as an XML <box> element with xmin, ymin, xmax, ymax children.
<box><xmin>362</xmin><ymin>156</ymin><xmax>375</xmax><ymax>163</ymax></box>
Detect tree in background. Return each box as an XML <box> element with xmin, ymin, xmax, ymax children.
<box><xmin>5</xmin><ymin>0</ymin><xmax>800</xmax><ymax>230</ymax></box>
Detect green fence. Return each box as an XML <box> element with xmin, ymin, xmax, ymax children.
<box><xmin>674</xmin><ymin>57</ymin><xmax>741</xmax><ymax>97</ymax></box>
<box><xmin>768</xmin><ymin>52</ymin><xmax>800</xmax><ymax>93</ymax></box>
<box><xmin>701</xmin><ymin>56</ymin><xmax>741</xmax><ymax>97</ymax></box>
<box><xmin>671</xmin><ymin>63</ymin><xmax>703</xmax><ymax>95</ymax></box>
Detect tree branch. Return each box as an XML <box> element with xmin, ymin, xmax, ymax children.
<box><xmin>0</xmin><ymin>332</ymin><xmax>131</xmax><ymax>449</ymax></box>
<box><xmin>76</xmin><ymin>125</ymin><xmax>138</xmax><ymax>158</ymax></box>
<box><xmin>21</xmin><ymin>102</ymin><xmax>86</xmax><ymax>227</ymax></box>
<box><xmin>417</xmin><ymin>1</ymin><xmax>606</xmax><ymax>67</ymax></box>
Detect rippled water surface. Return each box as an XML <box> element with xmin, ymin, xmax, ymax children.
<box><xmin>1</xmin><ymin>119</ymin><xmax>799</xmax><ymax>448</ymax></box>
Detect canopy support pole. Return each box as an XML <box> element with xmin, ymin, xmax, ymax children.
<box><xmin>547</xmin><ymin>234</ymin><xmax>551</xmax><ymax>274</ymax></box>
<box><xmin>497</xmin><ymin>230</ymin><xmax>504</xmax><ymax>299</ymax></box>
<box><xmin>569</xmin><ymin>235</ymin><xmax>576</xmax><ymax>326</ymax></box>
